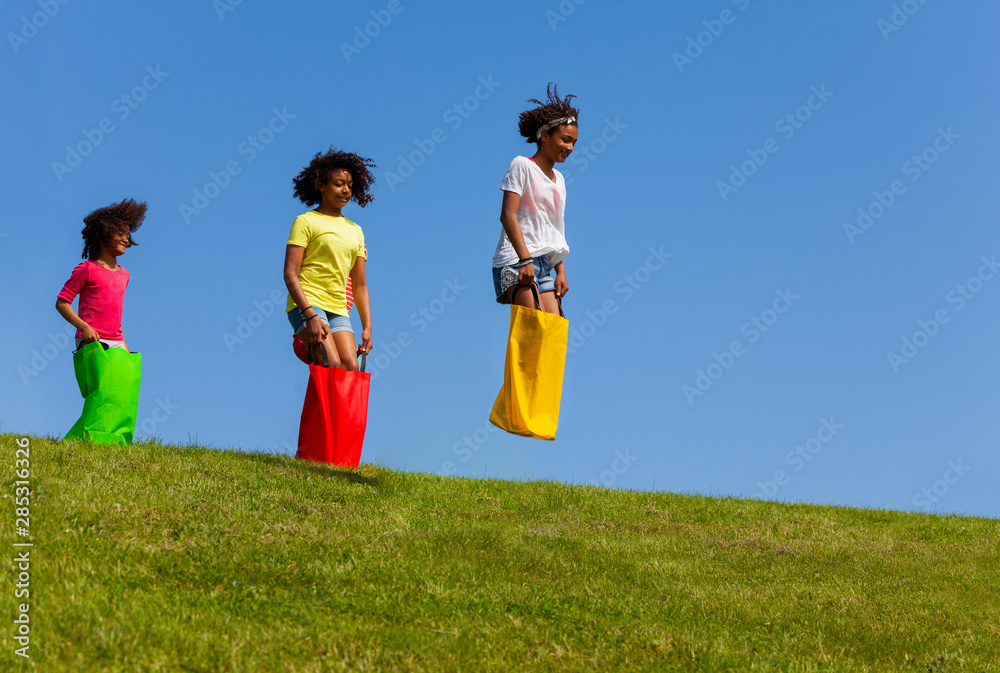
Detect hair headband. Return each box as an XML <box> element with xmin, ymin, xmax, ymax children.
<box><xmin>535</xmin><ymin>116</ymin><xmax>577</xmax><ymax>139</ymax></box>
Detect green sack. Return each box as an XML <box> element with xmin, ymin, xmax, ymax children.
<box><xmin>64</xmin><ymin>342</ymin><xmax>142</xmax><ymax>446</ymax></box>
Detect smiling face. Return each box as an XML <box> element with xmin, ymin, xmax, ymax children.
<box><xmin>539</xmin><ymin>124</ymin><xmax>578</xmax><ymax>164</ymax></box>
<box><xmin>319</xmin><ymin>168</ymin><xmax>353</xmax><ymax>212</ymax></box>
<box><xmin>104</xmin><ymin>226</ymin><xmax>131</xmax><ymax>257</ymax></box>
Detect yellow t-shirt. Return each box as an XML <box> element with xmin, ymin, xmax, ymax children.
<box><xmin>285</xmin><ymin>210</ymin><xmax>367</xmax><ymax>315</ymax></box>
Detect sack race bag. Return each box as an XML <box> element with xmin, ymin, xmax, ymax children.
<box><xmin>291</xmin><ymin>335</ymin><xmax>311</xmax><ymax>365</ymax></box>
<box><xmin>296</xmin><ymin>354</ymin><xmax>370</xmax><ymax>468</ymax></box>
<box><xmin>64</xmin><ymin>342</ymin><xmax>142</xmax><ymax>446</ymax></box>
<box><xmin>489</xmin><ymin>285</ymin><xmax>568</xmax><ymax>440</ymax></box>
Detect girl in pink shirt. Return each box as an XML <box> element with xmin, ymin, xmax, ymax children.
<box><xmin>56</xmin><ymin>199</ymin><xmax>146</xmax><ymax>350</ymax></box>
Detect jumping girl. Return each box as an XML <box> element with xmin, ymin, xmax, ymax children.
<box><xmin>56</xmin><ymin>198</ymin><xmax>146</xmax><ymax>351</ymax></box>
<box><xmin>284</xmin><ymin>147</ymin><xmax>374</xmax><ymax>370</ymax></box>
<box><xmin>492</xmin><ymin>83</ymin><xmax>579</xmax><ymax>314</ymax></box>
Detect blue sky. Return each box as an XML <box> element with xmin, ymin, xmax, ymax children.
<box><xmin>2</xmin><ymin>0</ymin><xmax>997</xmax><ymax>518</ymax></box>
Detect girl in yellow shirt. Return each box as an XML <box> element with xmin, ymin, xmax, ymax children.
<box><xmin>284</xmin><ymin>147</ymin><xmax>375</xmax><ymax>370</ymax></box>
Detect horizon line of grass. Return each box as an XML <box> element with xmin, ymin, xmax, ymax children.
<box><xmin>2</xmin><ymin>433</ymin><xmax>998</xmax><ymax>671</ymax></box>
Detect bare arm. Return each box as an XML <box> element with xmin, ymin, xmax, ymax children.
<box><xmin>553</xmin><ymin>260</ymin><xmax>568</xmax><ymax>297</ymax></box>
<box><xmin>56</xmin><ymin>299</ymin><xmax>99</xmax><ymax>343</ymax></box>
<box><xmin>500</xmin><ymin>190</ymin><xmax>531</xmax><ymax>260</ymax></box>
<box><xmin>350</xmin><ymin>256</ymin><xmax>372</xmax><ymax>355</ymax></box>
<box><xmin>500</xmin><ymin>190</ymin><xmax>535</xmax><ymax>285</ymax></box>
<box><xmin>283</xmin><ymin>245</ymin><xmax>328</xmax><ymax>346</ymax></box>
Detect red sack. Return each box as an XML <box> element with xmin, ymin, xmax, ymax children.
<box><xmin>296</xmin><ymin>359</ymin><xmax>370</xmax><ymax>468</ymax></box>
<box><xmin>292</xmin><ymin>335</ymin><xmax>310</xmax><ymax>364</ymax></box>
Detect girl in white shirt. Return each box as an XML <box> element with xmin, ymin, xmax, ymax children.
<box><xmin>492</xmin><ymin>83</ymin><xmax>579</xmax><ymax>315</ymax></box>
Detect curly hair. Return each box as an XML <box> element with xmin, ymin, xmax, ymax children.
<box><xmin>518</xmin><ymin>82</ymin><xmax>580</xmax><ymax>145</ymax></box>
<box><xmin>292</xmin><ymin>147</ymin><xmax>376</xmax><ymax>207</ymax></box>
<box><xmin>80</xmin><ymin>198</ymin><xmax>146</xmax><ymax>260</ymax></box>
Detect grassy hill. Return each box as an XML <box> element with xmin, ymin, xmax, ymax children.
<box><xmin>2</xmin><ymin>434</ymin><xmax>998</xmax><ymax>672</ymax></box>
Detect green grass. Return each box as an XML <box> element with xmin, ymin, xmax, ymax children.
<box><xmin>2</xmin><ymin>433</ymin><xmax>999</xmax><ymax>672</ymax></box>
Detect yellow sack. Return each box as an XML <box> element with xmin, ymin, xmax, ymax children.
<box><xmin>489</xmin><ymin>286</ymin><xmax>568</xmax><ymax>440</ymax></box>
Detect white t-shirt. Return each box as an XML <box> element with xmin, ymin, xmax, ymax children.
<box><xmin>492</xmin><ymin>155</ymin><xmax>569</xmax><ymax>268</ymax></box>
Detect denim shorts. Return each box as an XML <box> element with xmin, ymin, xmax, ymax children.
<box><xmin>287</xmin><ymin>306</ymin><xmax>353</xmax><ymax>335</ymax></box>
<box><xmin>492</xmin><ymin>255</ymin><xmax>556</xmax><ymax>303</ymax></box>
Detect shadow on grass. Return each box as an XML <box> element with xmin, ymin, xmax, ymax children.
<box><xmin>18</xmin><ymin>434</ymin><xmax>385</xmax><ymax>489</ymax></box>
<box><xmin>240</xmin><ymin>452</ymin><xmax>382</xmax><ymax>487</ymax></box>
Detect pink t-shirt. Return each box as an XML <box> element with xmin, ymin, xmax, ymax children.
<box><xmin>57</xmin><ymin>261</ymin><xmax>130</xmax><ymax>340</ymax></box>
